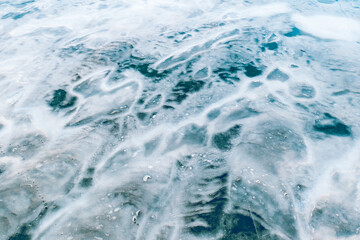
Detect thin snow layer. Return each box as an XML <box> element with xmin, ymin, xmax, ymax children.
<box><xmin>0</xmin><ymin>0</ymin><xmax>360</xmax><ymax>240</ymax></box>
<box><xmin>293</xmin><ymin>14</ymin><xmax>360</xmax><ymax>41</ymax></box>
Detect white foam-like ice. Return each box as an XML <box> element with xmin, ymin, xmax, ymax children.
<box><xmin>1</xmin><ymin>0</ymin><xmax>360</xmax><ymax>240</ymax></box>
<box><xmin>293</xmin><ymin>14</ymin><xmax>360</xmax><ymax>41</ymax></box>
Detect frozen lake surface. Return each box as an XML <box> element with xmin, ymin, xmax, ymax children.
<box><xmin>1</xmin><ymin>0</ymin><xmax>360</xmax><ymax>239</ymax></box>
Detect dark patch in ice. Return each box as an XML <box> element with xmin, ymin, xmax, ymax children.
<box><xmin>221</xmin><ymin>213</ymin><xmax>266</xmax><ymax>239</ymax></box>
<box><xmin>267</xmin><ymin>68</ymin><xmax>289</xmax><ymax>81</ymax></box>
<box><xmin>181</xmin><ymin>157</ymin><xmax>229</xmax><ymax>236</ymax></box>
<box><xmin>2</xmin><ymin>11</ymin><xmax>31</xmax><ymax>20</ymax></box>
<box><xmin>48</xmin><ymin>89</ymin><xmax>77</xmax><ymax>110</ymax></box>
<box><xmin>313</xmin><ymin>113</ymin><xmax>351</xmax><ymax>137</ymax></box>
<box><xmin>262</xmin><ymin>42</ymin><xmax>278</xmax><ymax>51</ymax></box>
<box><xmin>174</xmin><ymin>80</ymin><xmax>205</xmax><ymax>93</ymax></box>
<box><xmin>80</xmin><ymin>177</ymin><xmax>93</xmax><ymax>188</ymax></box>
<box><xmin>11</xmin><ymin>0</ymin><xmax>35</xmax><ymax>8</ymax></box>
<box><xmin>187</xmin><ymin>191</ymin><xmax>228</xmax><ymax>235</ymax></box>
<box><xmin>8</xmin><ymin>226</ymin><xmax>31</xmax><ymax>240</ymax></box>
<box><xmin>71</xmin><ymin>73</ymin><xmax>81</xmax><ymax>82</ymax></box>
<box><xmin>185</xmin><ymin>185</ymin><xmax>228</xmax><ymax>235</ymax></box>
<box><xmin>212</xmin><ymin>125</ymin><xmax>241</xmax><ymax>151</ymax></box>
<box><xmin>218</xmin><ymin>72</ymin><xmax>240</xmax><ymax>84</ymax></box>
<box><xmin>214</xmin><ymin>66</ymin><xmax>240</xmax><ymax>84</ymax></box>
<box><xmin>291</xmin><ymin>84</ymin><xmax>315</xmax><ymax>98</ymax></box>
<box><xmin>130</xmin><ymin>63</ymin><xmax>169</xmax><ymax>82</ymax></box>
<box><xmin>332</xmin><ymin>89</ymin><xmax>350</xmax><ymax>96</ymax></box>
<box><xmin>136</xmin><ymin>112</ymin><xmax>147</xmax><ymax>121</ymax></box>
<box><xmin>295</xmin><ymin>103</ymin><xmax>309</xmax><ymax>111</ymax></box>
<box><xmin>103</xmin><ymin>42</ymin><xmax>169</xmax><ymax>82</ymax></box>
<box><xmin>207</xmin><ymin>109</ymin><xmax>221</xmax><ymax>120</ymax></box>
<box><xmin>203</xmin><ymin>172</ymin><xmax>229</xmax><ymax>184</ymax></box>
<box><xmin>137</xmin><ymin>95</ymin><xmax>146</xmax><ymax>105</ymax></box>
<box><xmin>162</xmin><ymin>105</ymin><xmax>175</xmax><ymax>110</ymax></box>
<box><xmin>244</xmin><ymin>63</ymin><xmax>262</xmax><ymax>78</ymax></box>
<box><xmin>284</xmin><ymin>27</ymin><xmax>303</xmax><ymax>37</ymax></box>
<box><xmin>182</xmin><ymin>158</ymin><xmax>273</xmax><ymax>238</ymax></box>
<box><xmin>168</xmin><ymin>80</ymin><xmax>205</xmax><ymax>103</ymax></box>
<box><xmin>87</xmin><ymin>167</ymin><xmax>95</xmax><ymax>174</ymax></box>
<box><xmin>249</xmin><ymin>81</ymin><xmax>263</xmax><ymax>88</ymax></box>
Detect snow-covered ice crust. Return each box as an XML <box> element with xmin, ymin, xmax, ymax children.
<box><xmin>0</xmin><ymin>0</ymin><xmax>360</xmax><ymax>239</ymax></box>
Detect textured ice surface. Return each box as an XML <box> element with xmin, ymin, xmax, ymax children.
<box><xmin>1</xmin><ymin>0</ymin><xmax>360</xmax><ymax>239</ymax></box>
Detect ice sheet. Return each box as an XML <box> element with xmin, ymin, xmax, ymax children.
<box><xmin>1</xmin><ymin>0</ymin><xmax>360</xmax><ymax>239</ymax></box>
